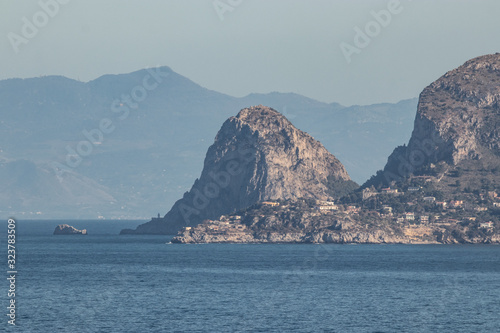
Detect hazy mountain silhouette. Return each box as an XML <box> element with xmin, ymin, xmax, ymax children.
<box><xmin>0</xmin><ymin>67</ymin><xmax>416</xmax><ymax>218</ymax></box>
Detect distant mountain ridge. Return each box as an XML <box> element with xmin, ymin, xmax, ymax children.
<box><xmin>121</xmin><ymin>105</ymin><xmax>358</xmax><ymax>234</ymax></box>
<box><xmin>0</xmin><ymin>67</ymin><xmax>416</xmax><ymax>219</ymax></box>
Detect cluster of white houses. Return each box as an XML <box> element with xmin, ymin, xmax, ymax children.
<box><xmin>389</xmin><ymin>211</ymin><xmax>494</xmax><ymax>229</ymax></box>
<box><xmin>181</xmin><ymin>193</ymin><xmax>498</xmax><ymax>234</ymax></box>
<box><xmin>314</xmin><ymin>200</ymin><xmax>361</xmax><ymax>214</ymax></box>
<box><xmin>370</xmin><ymin>188</ymin><xmax>498</xmax><ymax>230</ymax></box>
<box><xmin>183</xmin><ymin>214</ymin><xmax>247</xmax><ymax>234</ymax></box>
<box><xmin>315</xmin><ymin>200</ymin><xmax>338</xmax><ymax>211</ymax></box>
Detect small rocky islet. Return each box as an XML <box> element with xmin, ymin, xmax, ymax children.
<box><xmin>53</xmin><ymin>224</ymin><xmax>87</xmax><ymax>235</ymax></box>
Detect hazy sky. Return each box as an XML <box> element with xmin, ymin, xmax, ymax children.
<box><xmin>1</xmin><ymin>0</ymin><xmax>499</xmax><ymax>106</ymax></box>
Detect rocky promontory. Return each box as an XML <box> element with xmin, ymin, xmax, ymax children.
<box><xmin>172</xmin><ymin>54</ymin><xmax>500</xmax><ymax>245</ymax></box>
<box><xmin>171</xmin><ymin>198</ymin><xmax>499</xmax><ymax>244</ymax></box>
<box><xmin>121</xmin><ymin>105</ymin><xmax>357</xmax><ymax>235</ymax></box>
<box><xmin>170</xmin><ymin>199</ymin><xmax>411</xmax><ymax>244</ymax></box>
<box><xmin>53</xmin><ymin>224</ymin><xmax>87</xmax><ymax>235</ymax></box>
<box><xmin>368</xmin><ymin>53</ymin><xmax>500</xmax><ymax>189</ymax></box>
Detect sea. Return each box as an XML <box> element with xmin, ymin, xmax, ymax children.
<box><xmin>2</xmin><ymin>219</ymin><xmax>500</xmax><ymax>332</ymax></box>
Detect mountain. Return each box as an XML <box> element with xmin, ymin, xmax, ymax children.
<box><xmin>169</xmin><ymin>54</ymin><xmax>500</xmax><ymax>244</ymax></box>
<box><xmin>121</xmin><ymin>106</ymin><xmax>358</xmax><ymax>234</ymax></box>
<box><xmin>0</xmin><ymin>67</ymin><xmax>416</xmax><ymax>219</ymax></box>
<box><xmin>243</xmin><ymin>94</ymin><xmax>417</xmax><ymax>184</ymax></box>
<box><xmin>366</xmin><ymin>53</ymin><xmax>500</xmax><ymax>193</ymax></box>
<box><xmin>0</xmin><ymin>159</ymin><xmax>115</xmax><ymax>216</ymax></box>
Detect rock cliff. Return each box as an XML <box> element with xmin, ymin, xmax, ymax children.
<box><xmin>121</xmin><ymin>105</ymin><xmax>357</xmax><ymax>235</ymax></box>
<box><xmin>368</xmin><ymin>53</ymin><xmax>500</xmax><ymax>188</ymax></box>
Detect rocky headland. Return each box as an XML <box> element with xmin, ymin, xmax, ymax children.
<box><xmin>368</xmin><ymin>53</ymin><xmax>500</xmax><ymax>189</ymax></box>
<box><xmin>172</xmin><ymin>54</ymin><xmax>500</xmax><ymax>244</ymax></box>
<box><xmin>170</xmin><ymin>198</ymin><xmax>499</xmax><ymax>244</ymax></box>
<box><xmin>121</xmin><ymin>105</ymin><xmax>357</xmax><ymax>235</ymax></box>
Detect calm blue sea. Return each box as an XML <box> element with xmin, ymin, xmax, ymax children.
<box><xmin>2</xmin><ymin>220</ymin><xmax>500</xmax><ymax>332</ymax></box>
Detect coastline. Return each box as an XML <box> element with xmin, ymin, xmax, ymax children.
<box><xmin>171</xmin><ymin>229</ymin><xmax>500</xmax><ymax>245</ymax></box>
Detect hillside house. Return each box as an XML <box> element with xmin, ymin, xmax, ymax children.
<box><xmin>480</xmin><ymin>221</ymin><xmax>494</xmax><ymax>229</ymax></box>
<box><xmin>346</xmin><ymin>206</ymin><xmax>360</xmax><ymax>214</ymax></box>
<box><xmin>405</xmin><ymin>212</ymin><xmax>415</xmax><ymax>221</ymax></box>
<box><xmin>381</xmin><ymin>187</ymin><xmax>398</xmax><ymax>194</ymax></box>
<box><xmin>316</xmin><ymin>205</ymin><xmax>338</xmax><ymax>211</ymax></box>
<box><xmin>317</xmin><ymin>200</ymin><xmax>336</xmax><ymax>206</ymax></box>
<box><xmin>436</xmin><ymin>201</ymin><xmax>447</xmax><ymax>208</ymax></box>
<box><xmin>262</xmin><ymin>201</ymin><xmax>280</xmax><ymax>207</ymax></box>
<box><xmin>449</xmin><ymin>200</ymin><xmax>463</xmax><ymax>208</ymax></box>
<box><xmin>207</xmin><ymin>225</ymin><xmax>219</xmax><ymax>231</ymax></box>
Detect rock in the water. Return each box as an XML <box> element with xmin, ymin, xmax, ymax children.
<box><xmin>121</xmin><ymin>105</ymin><xmax>357</xmax><ymax>235</ymax></box>
<box><xmin>53</xmin><ymin>224</ymin><xmax>87</xmax><ymax>235</ymax></box>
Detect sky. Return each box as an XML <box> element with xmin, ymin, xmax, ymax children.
<box><xmin>1</xmin><ymin>0</ymin><xmax>499</xmax><ymax>106</ymax></box>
